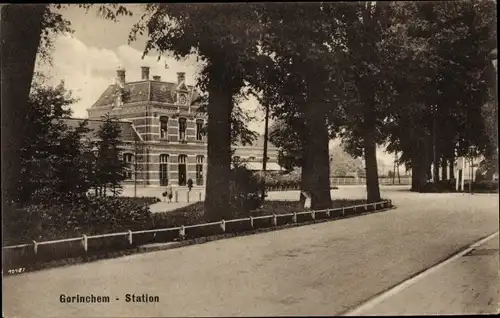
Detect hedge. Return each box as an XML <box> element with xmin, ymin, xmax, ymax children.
<box><xmin>3</xmin><ymin>197</ymin><xmax>153</xmax><ymax>246</ymax></box>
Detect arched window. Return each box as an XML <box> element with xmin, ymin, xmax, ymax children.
<box><xmin>160</xmin><ymin>116</ymin><xmax>169</xmax><ymax>139</ymax></box>
<box><xmin>123</xmin><ymin>153</ymin><xmax>134</xmax><ymax>180</ymax></box>
<box><xmin>178</xmin><ymin>118</ymin><xmax>187</xmax><ymax>141</ymax></box>
<box><xmin>196</xmin><ymin>155</ymin><xmax>204</xmax><ymax>185</ymax></box>
<box><xmin>178</xmin><ymin>155</ymin><xmax>187</xmax><ymax>186</ymax></box>
<box><xmin>160</xmin><ymin>154</ymin><xmax>169</xmax><ymax>186</ymax></box>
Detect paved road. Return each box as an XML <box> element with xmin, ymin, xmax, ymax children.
<box><xmin>3</xmin><ymin>187</ymin><xmax>499</xmax><ymax>317</ymax></box>
<box><xmin>349</xmin><ymin>233</ymin><xmax>499</xmax><ymax>315</ymax></box>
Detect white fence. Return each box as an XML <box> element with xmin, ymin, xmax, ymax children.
<box><xmin>331</xmin><ymin>177</ymin><xmax>411</xmax><ymax>186</ymax></box>
<box><xmin>3</xmin><ymin>200</ymin><xmax>392</xmax><ymax>270</ymax></box>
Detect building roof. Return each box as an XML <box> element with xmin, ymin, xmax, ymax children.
<box><xmin>63</xmin><ymin>118</ymin><xmax>140</xmax><ymax>141</ymax></box>
<box><xmin>234</xmin><ymin>134</ymin><xmax>278</xmax><ymax>150</ymax></box>
<box><xmin>91</xmin><ymin>80</ymin><xmax>200</xmax><ymax>108</ymax></box>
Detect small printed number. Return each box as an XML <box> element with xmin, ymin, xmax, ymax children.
<box><xmin>7</xmin><ymin>267</ymin><xmax>25</xmax><ymax>274</ymax></box>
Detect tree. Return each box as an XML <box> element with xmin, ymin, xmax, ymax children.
<box><xmin>269</xmin><ymin>118</ymin><xmax>306</xmax><ymax>171</ymax></box>
<box><xmin>195</xmin><ymin>94</ymin><xmax>259</xmax><ymax>149</ymax></box>
<box><xmin>257</xmin><ymin>3</ymin><xmax>343</xmax><ymax>209</ymax></box>
<box><xmin>94</xmin><ymin>114</ymin><xmax>128</xmax><ymax>196</ymax></box>
<box><xmin>131</xmin><ymin>4</ymin><xmax>264</xmax><ymax>221</ymax></box>
<box><xmin>1</xmin><ymin>5</ymin><xmax>47</xmax><ymax>206</ymax></box>
<box><xmin>330</xmin><ymin>146</ymin><xmax>365</xmax><ymax>177</ymax></box>
<box><xmin>382</xmin><ymin>0</ymin><xmax>496</xmax><ymax>190</ymax></box>
<box><xmin>1</xmin><ymin>4</ymin><xmax>132</xmax><ymax>206</ymax></box>
<box><xmin>324</xmin><ymin>2</ymin><xmax>402</xmax><ymax>202</ymax></box>
<box><xmin>17</xmin><ymin>81</ymin><xmax>91</xmax><ymax>205</ymax></box>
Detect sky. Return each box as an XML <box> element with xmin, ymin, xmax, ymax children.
<box><xmin>36</xmin><ymin>4</ymin><xmax>396</xmax><ymax>170</ymax></box>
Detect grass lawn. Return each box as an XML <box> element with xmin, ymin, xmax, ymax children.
<box><xmin>150</xmin><ymin>199</ymin><xmax>370</xmax><ymax>230</ymax></box>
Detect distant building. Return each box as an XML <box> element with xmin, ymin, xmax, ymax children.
<box><xmin>77</xmin><ymin>67</ymin><xmax>280</xmax><ymax>188</ymax></box>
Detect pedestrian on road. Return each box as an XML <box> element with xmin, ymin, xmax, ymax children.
<box><xmin>187</xmin><ymin>178</ymin><xmax>193</xmax><ymax>192</ymax></box>
<box><xmin>166</xmin><ymin>185</ymin><xmax>173</xmax><ymax>203</ymax></box>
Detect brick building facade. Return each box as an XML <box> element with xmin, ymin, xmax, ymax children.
<box><xmin>78</xmin><ymin>66</ymin><xmax>280</xmax><ymax>188</ymax></box>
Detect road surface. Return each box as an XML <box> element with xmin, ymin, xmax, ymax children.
<box><xmin>347</xmin><ymin>233</ymin><xmax>499</xmax><ymax>315</ymax></box>
<box><xmin>3</xmin><ymin>187</ymin><xmax>499</xmax><ymax>317</ymax></box>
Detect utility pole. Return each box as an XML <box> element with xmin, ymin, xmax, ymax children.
<box><xmin>392</xmin><ymin>152</ymin><xmax>397</xmax><ymax>184</ymax></box>
<box><xmin>396</xmin><ymin>152</ymin><xmax>401</xmax><ymax>184</ymax></box>
<box><xmin>432</xmin><ymin>104</ymin><xmax>439</xmax><ymax>183</ymax></box>
<box><xmin>261</xmin><ymin>102</ymin><xmax>270</xmax><ymax>202</ymax></box>
<box><xmin>134</xmin><ymin>137</ymin><xmax>138</xmax><ymax>197</ymax></box>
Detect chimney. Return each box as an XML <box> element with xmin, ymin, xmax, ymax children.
<box><xmin>141</xmin><ymin>66</ymin><xmax>150</xmax><ymax>80</ymax></box>
<box><xmin>177</xmin><ymin>72</ymin><xmax>186</xmax><ymax>85</ymax></box>
<box><xmin>116</xmin><ymin>68</ymin><xmax>126</xmax><ymax>84</ymax></box>
<box><xmin>153</xmin><ymin>75</ymin><xmax>161</xmax><ymax>81</ymax></box>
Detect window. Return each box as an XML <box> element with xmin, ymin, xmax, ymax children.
<box><xmin>178</xmin><ymin>118</ymin><xmax>187</xmax><ymax>141</ymax></box>
<box><xmin>160</xmin><ymin>154</ymin><xmax>169</xmax><ymax>186</ymax></box>
<box><xmin>196</xmin><ymin>155</ymin><xmax>204</xmax><ymax>186</ymax></box>
<box><xmin>178</xmin><ymin>154</ymin><xmax>187</xmax><ymax>186</ymax></box>
<box><xmin>196</xmin><ymin>120</ymin><xmax>204</xmax><ymax>141</ymax></box>
<box><xmin>160</xmin><ymin>116</ymin><xmax>169</xmax><ymax>139</ymax></box>
<box><xmin>123</xmin><ymin>153</ymin><xmax>134</xmax><ymax>180</ymax></box>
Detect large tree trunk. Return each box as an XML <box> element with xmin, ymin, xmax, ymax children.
<box><xmin>411</xmin><ymin>157</ymin><xmax>427</xmax><ymax>192</ymax></box>
<box><xmin>205</xmin><ymin>84</ymin><xmax>232</xmax><ymax>221</ymax></box>
<box><xmin>441</xmin><ymin>159</ymin><xmax>448</xmax><ymax>181</ymax></box>
<box><xmin>300</xmin><ymin>147</ymin><xmax>309</xmax><ymax>207</ymax></box>
<box><xmin>361</xmin><ymin>97</ymin><xmax>381</xmax><ymax>203</ymax></box>
<box><xmin>300</xmin><ymin>166</ymin><xmax>309</xmax><ymax>207</ymax></box>
<box><xmin>449</xmin><ymin>158</ymin><xmax>455</xmax><ymax>180</ymax></box>
<box><xmin>1</xmin><ymin>5</ymin><xmax>46</xmax><ymax>206</ymax></box>
<box><xmin>410</xmin><ymin>140</ymin><xmax>429</xmax><ymax>192</ymax></box>
<box><xmin>303</xmin><ymin>101</ymin><xmax>332</xmax><ymax>210</ymax></box>
<box><xmin>363</xmin><ymin>131</ymin><xmax>381</xmax><ymax>202</ymax></box>
<box><xmin>432</xmin><ymin>115</ymin><xmax>440</xmax><ymax>183</ymax></box>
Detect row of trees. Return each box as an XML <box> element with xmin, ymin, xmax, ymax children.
<box><xmin>131</xmin><ymin>2</ymin><xmax>496</xmax><ymax>220</ymax></box>
<box><xmin>3</xmin><ymin>2</ymin><xmax>496</xmax><ymax>222</ymax></box>
<box><xmin>18</xmin><ymin>80</ymin><xmax>130</xmax><ymax>206</ymax></box>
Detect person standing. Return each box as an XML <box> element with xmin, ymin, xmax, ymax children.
<box><xmin>166</xmin><ymin>185</ymin><xmax>173</xmax><ymax>203</ymax></box>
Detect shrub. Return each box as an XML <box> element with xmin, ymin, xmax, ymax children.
<box><xmin>3</xmin><ymin>197</ymin><xmax>153</xmax><ymax>245</ymax></box>
<box><xmin>118</xmin><ymin>196</ymin><xmax>161</xmax><ymax>205</ymax></box>
<box><xmin>151</xmin><ymin>202</ymin><xmax>205</xmax><ymax>228</ymax></box>
<box><xmin>254</xmin><ymin>170</ymin><xmax>301</xmax><ymax>190</ymax></box>
<box><xmin>468</xmin><ymin>180</ymin><xmax>499</xmax><ymax>193</ymax></box>
<box><xmin>421</xmin><ymin>180</ymin><xmax>457</xmax><ymax>193</ymax></box>
<box><xmin>230</xmin><ymin>164</ymin><xmax>262</xmax><ymax>216</ymax></box>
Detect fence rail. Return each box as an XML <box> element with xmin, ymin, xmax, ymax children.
<box><xmin>266</xmin><ymin>178</ymin><xmax>411</xmax><ymax>191</ymax></box>
<box><xmin>331</xmin><ymin>177</ymin><xmax>411</xmax><ymax>186</ymax></box>
<box><xmin>3</xmin><ymin>200</ymin><xmax>392</xmax><ymax>270</ymax></box>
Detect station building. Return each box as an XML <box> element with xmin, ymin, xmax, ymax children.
<box><xmin>73</xmin><ymin>66</ymin><xmax>280</xmax><ymax>188</ymax></box>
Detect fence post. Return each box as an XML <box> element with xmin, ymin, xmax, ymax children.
<box><xmin>198</xmin><ymin>192</ymin><xmax>202</xmax><ymax>202</ymax></box>
<box><xmin>128</xmin><ymin>230</ymin><xmax>133</xmax><ymax>245</ymax></box>
<box><xmin>175</xmin><ymin>191</ymin><xmax>178</xmax><ymax>203</ymax></box>
<box><xmin>364</xmin><ymin>204</ymin><xmax>368</xmax><ymax>212</ymax></box>
<box><xmin>187</xmin><ymin>191</ymin><xmax>190</xmax><ymax>203</ymax></box>
<box><xmin>342</xmin><ymin>207</ymin><xmax>345</xmax><ymax>217</ymax></box>
<box><xmin>272</xmin><ymin>214</ymin><xmax>277</xmax><ymax>226</ymax></box>
<box><xmin>311</xmin><ymin>210</ymin><xmax>315</xmax><ymax>221</ymax></box>
<box><xmin>82</xmin><ymin>235</ymin><xmax>88</xmax><ymax>252</ymax></box>
<box><xmin>33</xmin><ymin>240</ymin><xmax>38</xmax><ymax>255</ymax></box>
<box><xmin>179</xmin><ymin>225</ymin><xmax>185</xmax><ymax>239</ymax></box>
<box><xmin>293</xmin><ymin>212</ymin><xmax>297</xmax><ymax>223</ymax></box>
<box><xmin>220</xmin><ymin>220</ymin><xmax>226</xmax><ymax>233</ymax></box>
<box><xmin>250</xmin><ymin>216</ymin><xmax>254</xmax><ymax>228</ymax></box>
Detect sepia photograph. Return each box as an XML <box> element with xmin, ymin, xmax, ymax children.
<box><xmin>1</xmin><ymin>2</ymin><xmax>498</xmax><ymax>317</ymax></box>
